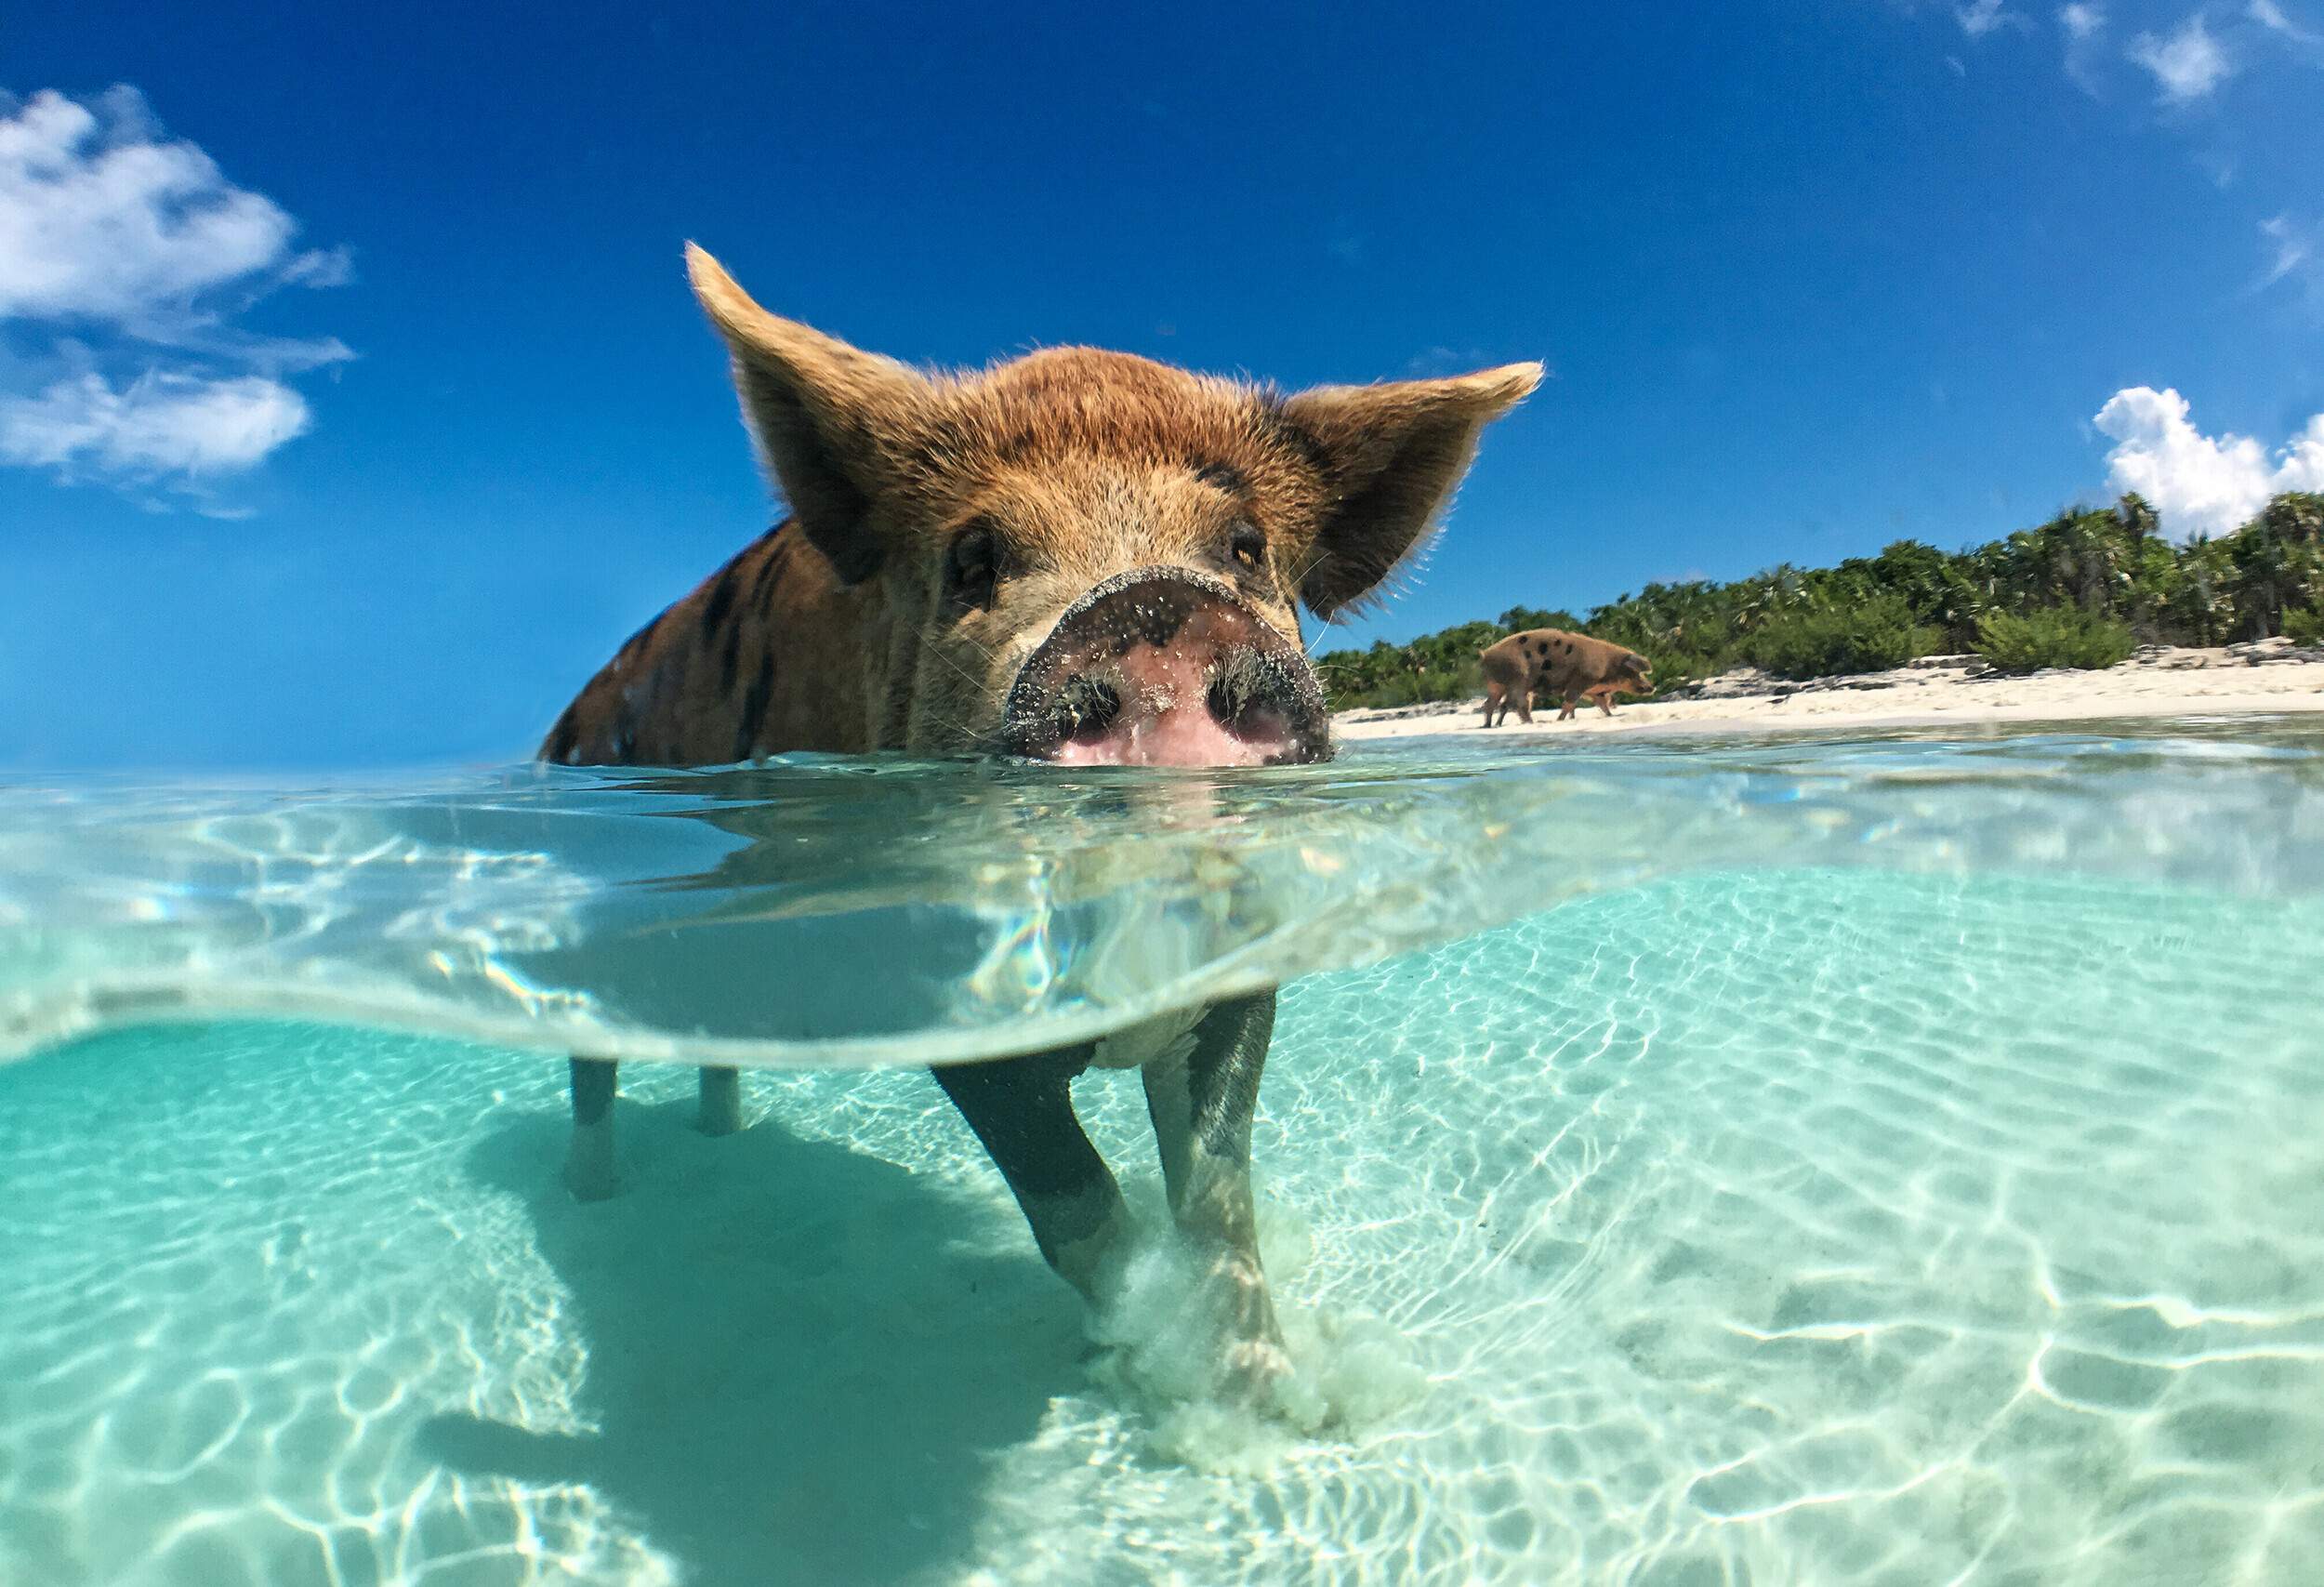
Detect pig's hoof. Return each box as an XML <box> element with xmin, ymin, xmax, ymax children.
<box><xmin>563</xmin><ymin>1163</ymin><xmax>619</xmax><ymax>1202</ymax></box>
<box><xmin>1216</xmin><ymin>1333</ymin><xmax>1297</xmax><ymax>1408</ymax></box>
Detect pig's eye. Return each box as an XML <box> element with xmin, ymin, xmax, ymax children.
<box><xmin>945</xmin><ymin>522</ymin><xmax>999</xmax><ymax>611</ymax></box>
<box><xmin>1229</xmin><ymin>522</ymin><xmax>1266</xmax><ymax>573</ymax></box>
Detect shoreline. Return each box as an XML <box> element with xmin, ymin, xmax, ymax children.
<box><xmin>1332</xmin><ymin>641</ymin><xmax>2324</xmax><ymax>742</ymax></box>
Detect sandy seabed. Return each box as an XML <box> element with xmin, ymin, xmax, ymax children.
<box><xmin>7</xmin><ymin>867</ymin><xmax>2323</xmax><ymax>1587</ymax></box>
<box><xmin>1334</xmin><ymin>641</ymin><xmax>2324</xmax><ymax>742</ymax></box>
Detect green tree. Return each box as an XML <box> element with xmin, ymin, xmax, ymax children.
<box><xmin>1976</xmin><ymin>608</ymin><xmax>2136</xmax><ymax>672</ymax></box>
<box><xmin>1497</xmin><ymin>605</ymin><xmax>1580</xmax><ymax>632</ymax></box>
<box><xmin>1312</xmin><ymin>489</ymin><xmax>2324</xmax><ymax>712</ymax></box>
<box><xmin>1744</xmin><ymin>593</ymin><xmax>1938</xmax><ymax>680</ymax></box>
<box><xmin>2228</xmin><ymin>493</ymin><xmax>2324</xmax><ymax>641</ymax></box>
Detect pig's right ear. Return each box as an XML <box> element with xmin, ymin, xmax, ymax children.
<box><xmin>687</xmin><ymin>244</ymin><xmax>931</xmax><ymax>585</ymax></box>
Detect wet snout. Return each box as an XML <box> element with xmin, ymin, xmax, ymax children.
<box><xmin>1000</xmin><ymin>569</ymin><xmax>1330</xmax><ymax>766</ymax></box>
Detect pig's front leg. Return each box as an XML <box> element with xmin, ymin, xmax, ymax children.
<box><xmin>1142</xmin><ymin>992</ymin><xmax>1290</xmax><ymax>1398</ymax></box>
<box><xmin>564</xmin><ymin>1056</ymin><xmax>620</xmax><ymax>1201</ymax></box>
<box><xmin>696</xmin><ymin>1065</ymin><xmax>745</xmax><ymax>1135</ymax></box>
<box><xmin>934</xmin><ymin>1044</ymin><xmax>1129</xmax><ymax>1303</ymax></box>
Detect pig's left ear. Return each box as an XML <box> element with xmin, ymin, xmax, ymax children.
<box><xmin>1280</xmin><ymin>364</ymin><xmax>1541</xmax><ymax>616</ymax></box>
<box><xmin>687</xmin><ymin>243</ymin><xmax>933</xmax><ymax>585</ymax></box>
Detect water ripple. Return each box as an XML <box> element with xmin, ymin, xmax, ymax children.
<box><xmin>4</xmin><ymin>721</ymin><xmax>2324</xmax><ymax>1070</ymax></box>
<box><xmin>1</xmin><ymin>862</ymin><xmax>2317</xmax><ymax>1582</ymax></box>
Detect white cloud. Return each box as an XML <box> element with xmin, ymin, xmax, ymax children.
<box><xmin>2093</xmin><ymin>387</ymin><xmax>2324</xmax><ymax>537</ymax></box>
<box><xmin>2249</xmin><ymin>0</ymin><xmax>2321</xmax><ymax>40</ymax></box>
<box><xmin>2261</xmin><ymin>213</ymin><xmax>2316</xmax><ymax>284</ymax></box>
<box><xmin>2129</xmin><ymin>15</ymin><xmax>2237</xmax><ymax>101</ymax></box>
<box><xmin>1961</xmin><ymin>0</ymin><xmax>2017</xmax><ymax>35</ymax></box>
<box><xmin>279</xmin><ymin>245</ymin><xmax>355</xmax><ymax>290</ymax></box>
<box><xmin>2059</xmin><ymin>4</ymin><xmax>2110</xmax><ymax>92</ymax></box>
<box><xmin>0</xmin><ymin>371</ymin><xmax>310</xmax><ymax>477</ymax></box>
<box><xmin>0</xmin><ymin>86</ymin><xmax>297</xmax><ymax>324</ymax></box>
<box><xmin>0</xmin><ymin>86</ymin><xmax>347</xmax><ymax>505</ymax></box>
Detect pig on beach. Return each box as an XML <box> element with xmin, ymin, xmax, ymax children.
<box><xmin>1478</xmin><ymin>628</ymin><xmax>1653</xmax><ymax>727</ymax></box>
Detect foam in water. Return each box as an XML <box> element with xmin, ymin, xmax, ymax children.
<box><xmin>1085</xmin><ymin>1188</ymin><xmax>1427</xmax><ymax>1474</ymax></box>
<box><xmin>4</xmin><ymin>724</ymin><xmax>2323</xmax><ymax>1583</ymax></box>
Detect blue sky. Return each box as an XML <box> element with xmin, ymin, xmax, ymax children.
<box><xmin>5</xmin><ymin>1</ymin><xmax>2322</xmax><ymax>769</ymax></box>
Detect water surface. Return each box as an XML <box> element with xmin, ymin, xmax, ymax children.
<box><xmin>3</xmin><ymin>724</ymin><xmax>2320</xmax><ymax>1584</ymax></box>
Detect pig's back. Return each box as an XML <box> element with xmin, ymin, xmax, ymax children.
<box><xmin>540</xmin><ymin>521</ymin><xmax>887</xmax><ymax>767</ymax></box>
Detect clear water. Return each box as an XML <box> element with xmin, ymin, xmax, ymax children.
<box><xmin>3</xmin><ymin>724</ymin><xmax>2321</xmax><ymax>1585</ymax></box>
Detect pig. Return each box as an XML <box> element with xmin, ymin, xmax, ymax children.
<box><xmin>539</xmin><ymin>245</ymin><xmax>1538</xmax><ymax>1400</ymax></box>
<box><xmin>1569</xmin><ymin>673</ymin><xmax>1652</xmax><ymax>720</ymax></box>
<box><xmin>1478</xmin><ymin>628</ymin><xmax>1652</xmax><ymax>727</ymax></box>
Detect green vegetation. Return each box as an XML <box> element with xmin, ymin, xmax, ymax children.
<box><xmin>1317</xmin><ymin>491</ymin><xmax>2324</xmax><ymax>711</ymax></box>
<box><xmin>1974</xmin><ymin>607</ymin><xmax>2137</xmax><ymax>674</ymax></box>
<box><xmin>1742</xmin><ymin>593</ymin><xmax>1938</xmax><ymax>681</ymax></box>
<box><xmin>2283</xmin><ymin>607</ymin><xmax>2324</xmax><ymax>648</ymax></box>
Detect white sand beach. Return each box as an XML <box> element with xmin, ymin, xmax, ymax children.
<box><xmin>1334</xmin><ymin>640</ymin><xmax>2324</xmax><ymax>741</ymax></box>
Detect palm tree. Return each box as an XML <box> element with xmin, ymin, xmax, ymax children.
<box><xmin>2231</xmin><ymin>499</ymin><xmax>2324</xmax><ymax>641</ymax></box>
<box><xmin>2115</xmin><ymin>492</ymin><xmax>2159</xmax><ymax>543</ymax></box>
<box><xmin>2169</xmin><ymin>536</ymin><xmax>2237</xmax><ymax>645</ymax></box>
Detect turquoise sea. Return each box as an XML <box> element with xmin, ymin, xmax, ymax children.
<box><xmin>4</xmin><ymin>723</ymin><xmax>2321</xmax><ymax>1585</ymax></box>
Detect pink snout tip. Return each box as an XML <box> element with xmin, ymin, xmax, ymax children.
<box><xmin>998</xmin><ymin>570</ymin><xmax>1329</xmax><ymax>768</ymax></box>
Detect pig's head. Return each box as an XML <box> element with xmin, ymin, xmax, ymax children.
<box><xmin>1620</xmin><ymin>652</ymin><xmax>1655</xmax><ymax>694</ymax></box>
<box><xmin>687</xmin><ymin>245</ymin><xmax>1539</xmax><ymax>767</ymax></box>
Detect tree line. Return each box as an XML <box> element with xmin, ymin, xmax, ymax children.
<box><xmin>1316</xmin><ymin>491</ymin><xmax>2324</xmax><ymax>711</ymax></box>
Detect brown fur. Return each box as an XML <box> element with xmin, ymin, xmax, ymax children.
<box><xmin>1573</xmin><ymin>678</ymin><xmax>1649</xmax><ymax>719</ymax></box>
<box><xmin>543</xmin><ymin>245</ymin><xmax>1540</xmax><ymax>768</ymax></box>
<box><xmin>1478</xmin><ymin>628</ymin><xmax>1652</xmax><ymax>727</ymax></box>
<box><xmin>541</xmin><ymin>250</ymin><xmax>1541</xmax><ymax>1369</ymax></box>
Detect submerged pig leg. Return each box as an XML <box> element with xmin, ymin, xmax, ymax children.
<box><xmin>934</xmin><ymin>1045</ymin><xmax>1129</xmax><ymax>1303</ymax></box>
<box><xmin>565</xmin><ymin>1056</ymin><xmax>619</xmax><ymax>1201</ymax></box>
<box><xmin>696</xmin><ymin>1065</ymin><xmax>745</xmax><ymax>1135</ymax></box>
<box><xmin>1142</xmin><ymin>993</ymin><xmax>1288</xmax><ymax>1396</ymax></box>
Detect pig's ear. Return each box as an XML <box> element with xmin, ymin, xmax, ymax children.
<box><xmin>1280</xmin><ymin>364</ymin><xmax>1541</xmax><ymax>616</ymax></box>
<box><xmin>687</xmin><ymin>244</ymin><xmax>932</xmax><ymax>585</ymax></box>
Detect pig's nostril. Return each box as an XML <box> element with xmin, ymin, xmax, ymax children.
<box><xmin>1207</xmin><ymin>657</ymin><xmax>1289</xmax><ymax>741</ymax></box>
<box><xmin>1057</xmin><ymin>676</ymin><xmax>1121</xmax><ymax>745</ymax></box>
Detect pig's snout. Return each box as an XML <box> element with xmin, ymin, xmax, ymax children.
<box><xmin>998</xmin><ymin>569</ymin><xmax>1330</xmax><ymax>767</ymax></box>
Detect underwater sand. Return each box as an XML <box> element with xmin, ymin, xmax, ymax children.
<box><xmin>3</xmin><ymin>727</ymin><xmax>2322</xmax><ymax>1584</ymax></box>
